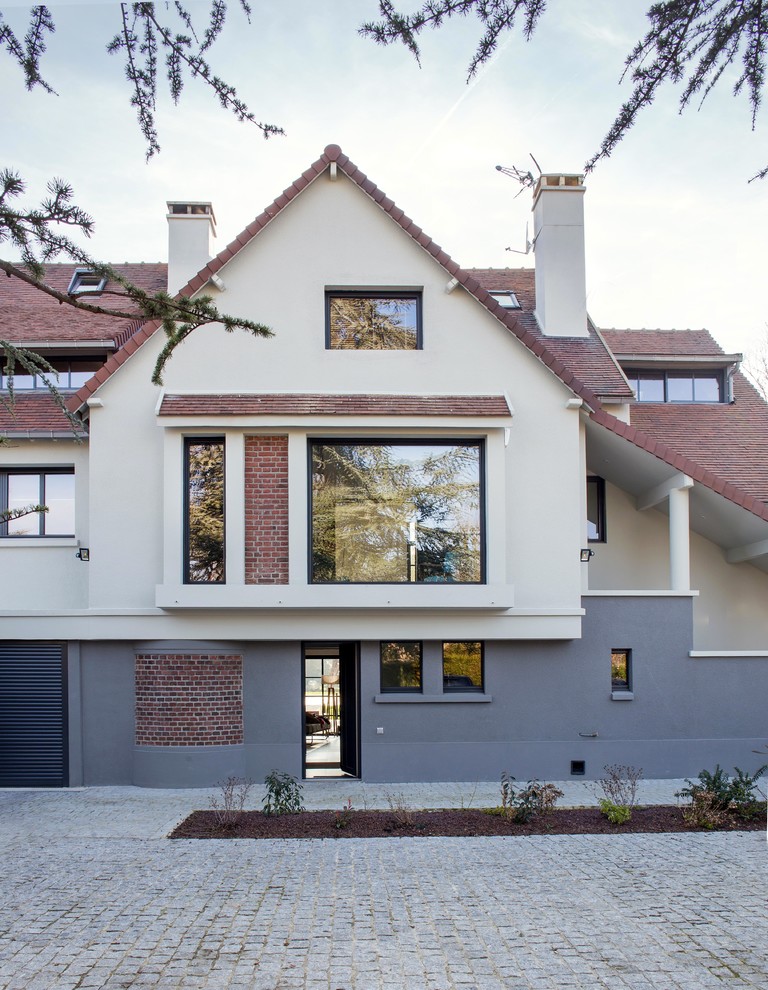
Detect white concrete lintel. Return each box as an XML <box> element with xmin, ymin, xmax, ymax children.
<box><xmin>725</xmin><ymin>538</ymin><xmax>768</xmax><ymax>564</ymax></box>
<box><xmin>637</xmin><ymin>472</ymin><xmax>693</xmax><ymax>511</ymax></box>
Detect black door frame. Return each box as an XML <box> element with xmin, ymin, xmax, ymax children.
<box><xmin>301</xmin><ymin>641</ymin><xmax>360</xmax><ymax>779</ymax></box>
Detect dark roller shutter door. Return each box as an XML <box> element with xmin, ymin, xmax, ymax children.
<box><xmin>0</xmin><ymin>643</ymin><xmax>68</xmax><ymax>787</ymax></box>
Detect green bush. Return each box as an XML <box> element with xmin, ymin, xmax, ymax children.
<box><xmin>676</xmin><ymin>764</ymin><xmax>767</xmax><ymax>819</ymax></box>
<box><xmin>498</xmin><ymin>772</ymin><xmax>563</xmax><ymax>823</ymax></box>
<box><xmin>598</xmin><ymin>799</ymin><xmax>631</xmax><ymax>825</ymax></box>
<box><xmin>262</xmin><ymin>770</ymin><xmax>304</xmax><ymax>816</ymax></box>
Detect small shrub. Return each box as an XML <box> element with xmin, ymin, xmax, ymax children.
<box><xmin>598</xmin><ymin>764</ymin><xmax>643</xmax><ymax>809</ymax></box>
<box><xmin>209</xmin><ymin>776</ymin><xmax>253</xmax><ymax>830</ymax></box>
<box><xmin>262</xmin><ymin>770</ymin><xmax>304</xmax><ymax>816</ymax></box>
<box><xmin>676</xmin><ymin>764</ymin><xmax>767</xmax><ymax>817</ymax></box>
<box><xmin>682</xmin><ymin>790</ymin><xmax>726</xmax><ymax>830</ymax></box>
<box><xmin>334</xmin><ymin>798</ymin><xmax>354</xmax><ymax>830</ymax></box>
<box><xmin>385</xmin><ymin>790</ymin><xmax>413</xmax><ymax>827</ymax></box>
<box><xmin>497</xmin><ymin>773</ymin><xmax>563</xmax><ymax>823</ymax></box>
<box><xmin>598</xmin><ymin>799</ymin><xmax>632</xmax><ymax>825</ymax></box>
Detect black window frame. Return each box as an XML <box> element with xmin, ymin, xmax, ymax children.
<box><xmin>587</xmin><ymin>476</ymin><xmax>606</xmax><ymax>544</ymax></box>
<box><xmin>380</xmin><ymin>641</ymin><xmax>423</xmax><ymax>693</ymax></box>
<box><xmin>442</xmin><ymin>641</ymin><xmax>484</xmax><ymax>693</ymax></box>
<box><xmin>627</xmin><ymin>369</ymin><xmax>724</xmax><ymax>404</ymax></box>
<box><xmin>325</xmin><ymin>290</ymin><xmax>423</xmax><ymax>350</ymax></box>
<box><xmin>308</xmin><ymin>438</ymin><xmax>486</xmax><ymax>585</ymax></box>
<box><xmin>183</xmin><ymin>436</ymin><xmax>226</xmax><ymax>585</ymax></box>
<box><xmin>0</xmin><ymin>468</ymin><xmax>75</xmax><ymax>538</ymax></box>
<box><xmin>611</xmin><ymin>648</ymin><xmax>632</xmax><ymax>691</ymax></box>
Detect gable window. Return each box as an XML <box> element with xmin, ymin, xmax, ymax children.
<box><xmin>611</xmin><ymin>649</ymin><xmax>632</xmax><ymax>691</ymax></box>
<box><xmin>310</xmin><ymin>440</ymin><xmax>483</xmax><ymax>584</ymax></box>
<box><xmin>67</xmin><ymin>269</ymin><xmax>107</xmax><ymax>296</ymax></box>
<box><xmin>586</xmin><ymin>476</ymin><xmax>606</xmax><ymax>543</ymax></box>
<box><xmin>184</xmin><ymin>438</ymin><xmax>225</xmax><ymax>584</ymax></box>
<box><xmin>326</xmin><ymin>292</ymin><xmax>421</xmax><ymax>350</ymax></box>
<box><xmin>627</xmin><ymin>370</ymin><xmax>723</xmax><ymax>403</ymax></box>
<box><xmin>0</xmin><ymin>469</ymin><xmax>75</xmax><ymax>537</ymax></box>
<box><xmin>380</xmin><ymin>642</ymin><xmax>422</xmax><ymax>692</ymax></box>
<box><xmin>443</xmin><ymin>641</ymin><xmax>483</xmax><ymax>692</ymax></box>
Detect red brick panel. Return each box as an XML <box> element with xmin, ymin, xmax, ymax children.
<box><xmin>245</xmin><ymin>435</ymin><xmax>289</xmax><ymax>584</ymax></box>
<box><xmin>135</xmin><ymin>654</ymin><xmax>243</xmax><ymax>746</ymax></box>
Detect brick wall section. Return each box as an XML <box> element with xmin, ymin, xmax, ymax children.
<box><xmin>245</xmin><ymin>435</ymin><xmax>289</xmax><ymax>584</ymax></box>
<box><xmin>135</xmin><ymin>654</ymin><xmax>243</xmax><ymax>746</ymax></box>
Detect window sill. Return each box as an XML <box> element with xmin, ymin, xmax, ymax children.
<box><xmin>0</xmin><ymin>537</ymin><xmax>78</xmax><ymax>548</ymax></box>
<box><xmin>374</xmin><ymin>693</ymin><xmax>491</xmax><ymax>703</ymax></box>
<box><xmin>611</xmin><ymin>690</ymin><xmax>634</xmax><ymax>701</ymax></box>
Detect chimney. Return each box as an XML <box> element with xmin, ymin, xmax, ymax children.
<box><xmin>532</xmin><ymin>174</ymin><xmax>588</xmax><ymax>337</ymax></box>
<box><xmin>166</xmin><ymin>201</ymin><xmax>217</xmax><ymax>296</ymax></box>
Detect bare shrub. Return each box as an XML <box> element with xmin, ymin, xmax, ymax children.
<box><xmin>209</xmin><ymin>776</ymin><xmax>253</xmax><ymax>830</ymax></box>
<box><xmin>598</xmin><ymin>764</ymin><xmax>643</xmax><ymax>809</ymax></box>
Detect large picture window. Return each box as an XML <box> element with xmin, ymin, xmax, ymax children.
<box><xmin>0</xmin><ymin>469</ymin><xmax>75</xmax><ymax>537</ymax></box>
<box><xmin>326</xmin><ymin>292</ymin><xmax>421</xmax><ymax>350</ymax></box>
<box><xmin>184</xmin><ymin>438</ymin><xmax>225</xmax><ymax>584</ymax></box>
<box><xmin>310</xmin><ymin>440</ymin><xmax>483</xmax><ymax>584</ymax></box>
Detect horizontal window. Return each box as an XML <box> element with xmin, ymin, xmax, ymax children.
<box><xmin>184</xmin><ymin>438</ymin><xmax>225</xmax><ymax>584</ymax></box>
<box><xmin>443</xmin><ymin>641</ymin><xmax>483</xmax><ymax>692</ymax></box>
<box><xmin>0</xmin><ymin>469</ymin><xmax>75</xmax><ymax>537</ymax></box>
<box><xmin>310</xmin><ymin>440</ymin><xmax>484</xmax><ymax>584</ymax></box>
<box><xmin>627</xmin><ymin>369</ymin><xmax>723</xmax><ymax>403</ymax></box>
<box><xmin>326</xmin><ymin>292</ymin><xmax>421</xmax><ymax>350</ymax></box>
<box><xmin>1</xmin><ymin>358</ymin><xmax>102</xmax><ymax>392</ymax></box>
<box><xmin>380</xmin><ymin>642</ymin><xmax>422</xmax><ymax>692</ymax></box>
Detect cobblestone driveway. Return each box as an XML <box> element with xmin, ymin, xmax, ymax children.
<box><xmin>0</xmin><ymin>789</ymin><xmax>766</xmax><ymax>990</ymax></box>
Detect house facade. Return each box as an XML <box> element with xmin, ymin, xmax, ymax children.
<box><xmin>1</xmin><ymin>145</ymin><xmax>767</xmax><ymax>787</ymax></box>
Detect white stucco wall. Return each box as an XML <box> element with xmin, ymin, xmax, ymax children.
<box><xmin>78</xmin><ymin>169</ymin><xmax>585</xmax><ymax>627</ymax></box>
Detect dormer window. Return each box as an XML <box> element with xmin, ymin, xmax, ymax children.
<box><xmin>627</xmin><ymin>369</ymin><xmax>724</xmax><ymax>403</ymax></box>
<box><xmin>67</xmin><ymin>269</ymin><xmax>107</xmax><ymax>296</ymax></box>
<box><xmin>488</xmin><ymin>290</ymin><xmax>521</xmax><ymax>310</ymax></box>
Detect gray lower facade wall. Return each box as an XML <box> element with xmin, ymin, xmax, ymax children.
<box><xmin>61</xmin><ymin>596</ymin><xmax>768</xmax><ymax>786</ymax></box>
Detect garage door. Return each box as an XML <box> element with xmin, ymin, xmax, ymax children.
<box><xmin>0</xmin><ymin>643</ymin><xmax>68</xmax><ymax>787</ymax></box>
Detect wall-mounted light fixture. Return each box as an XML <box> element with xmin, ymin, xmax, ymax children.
<box><xmin>75</xmin><ymin>547</ymin><xmax>90</xmax><ymax>561</ymax></box>
<box><xmin>580</xmin><ymin>548</ymin><xmax>594</xmax><ymax>563</ymax></box>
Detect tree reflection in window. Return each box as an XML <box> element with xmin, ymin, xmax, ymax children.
<box><xmin>185</xmin><ymin>438</ymin><xmax>225</xmax><ymax>583</ymax></box>
<box><xmin>311</xmin><ymin>441</ymin><xmax>482</xmax><ymax>583</ymax></box>
<box><xmin>327</xmin><ymin>294</ymin><xmax>420</xmax><ymax>349</ymax></box>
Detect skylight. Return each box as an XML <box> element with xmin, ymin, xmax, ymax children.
<box><xmin>488</xmin><ymin>290</ymin><xmax>521</xmax><ymax>310</ymax></box>
<box><xmin>67</xmin><ymin>269</ymin><xmax>107</xmax><ymax>296</ymax></box>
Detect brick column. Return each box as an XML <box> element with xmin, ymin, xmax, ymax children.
<box><xmin>244</xmin><ymin>435</ymin><xmax>289</xmax><ymax>584</ymax></box>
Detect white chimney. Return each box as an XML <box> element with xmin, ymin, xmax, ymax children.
<box><xmin>166</xmin><ymin>201</ymin><xmax>217</xmax><ymax>296</ymax></box>
<box><xmin>532</xmin><ymin>174</ymin><xmax>588</xmax><ymax>337</ymax></box>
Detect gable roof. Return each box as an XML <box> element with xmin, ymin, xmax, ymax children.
<box><xmin>65</xmin><ymin>145</ymin><xmax>604</xmax><ymax>415</ymax></box>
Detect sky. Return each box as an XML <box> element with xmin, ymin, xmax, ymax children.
<box><xmin>2</xmin><ymin>0</ymin><xmax>768</xmax><ymax>357</ymax></box>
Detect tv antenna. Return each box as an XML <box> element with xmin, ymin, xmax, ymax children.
<box><xmin>496</xmin><ymin>154</ymin><xmax>542</xmax><ymax>255</ymax></box>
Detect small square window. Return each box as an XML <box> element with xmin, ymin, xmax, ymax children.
<box><xmin>443</xmin><ymin>641</ymin><xmax>483</xmax><ymax>692</ymax></box>
<box><xmin>380</xmin><ymin>642</ymin><xmax>422</xmax><ymax>692</ymax></box>
<box><xmin>326</xmin><ymin>292</ymin><xmax>421</xmax><ymax>349</ymax></box>
<box><xmin>611</xmin><ymin>649</ymin><xmax>631</xmax><ymax>691</ymax></box>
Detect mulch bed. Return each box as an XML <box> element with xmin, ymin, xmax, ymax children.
<box><xmin>169</xmin><ymin>805</ymin><xmax>765</xmax><ymax>839</ymax></box>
